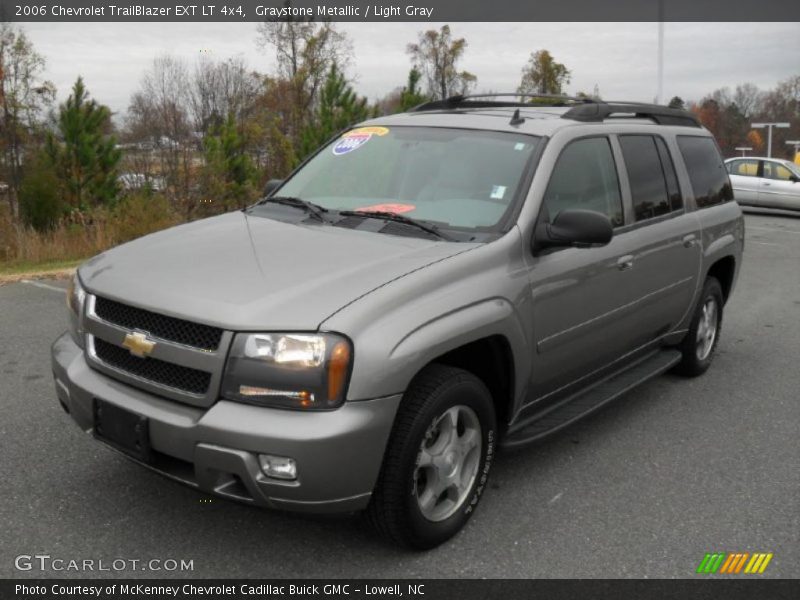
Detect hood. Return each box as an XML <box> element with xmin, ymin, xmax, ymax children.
<box><xmin>79</xmin><ymin>211</ymin><xmax>475</xmax><ymax>331</ymax></box>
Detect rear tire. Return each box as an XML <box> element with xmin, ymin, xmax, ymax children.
<box><xmin>674</xmin><ymin>277</ymin><xmax>724</xmax><ymax>377</ymax></box>
<box><xmin>366</xmin><ymin>364</ymin><xmax>496</xmax><ymax>549</ymax></box>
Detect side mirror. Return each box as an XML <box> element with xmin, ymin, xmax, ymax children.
<box><xmin>264</xmin><ymin>179</ymin><xmax>284</xmax><ymax>197</ymax></box>
<box><xmin>533</xmin><ymin>209</ymin><xmax>613</xmax><ymax>252</ymax></box>
<box><xmin>790</xmin><ymin>174</ymin><xmax>800</xmax><ymax>183</ymax></box>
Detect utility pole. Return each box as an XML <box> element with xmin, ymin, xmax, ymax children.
<box><xmin>751</xmin><ymin>122</ymin><xmax>790</xmax><ymax>158</ymax></box>
<box><xmin>656</xmin><ymin>0</ymin><xmax>664</xmax><ymax>104</ymax></box>
<box><xmin>735</xmin><ymin>147</ymin><xmax>752</xmax><ymax>157</ymax></box>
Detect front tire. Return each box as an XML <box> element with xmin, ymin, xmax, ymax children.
<box><xmin>366</xmin><ymin>364</ymin><xmax>496</xmax><ymax>549</ymax></box>
<box><xmin>674</xmin><ymin>276</ymin><xmax>724</xmax><ymax>377</ymax></box>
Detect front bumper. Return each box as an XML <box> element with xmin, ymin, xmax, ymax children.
<box><xmin>52</xmin><ymin>332</ymin><xmax>401</xmax><ymax>513</ymax></box>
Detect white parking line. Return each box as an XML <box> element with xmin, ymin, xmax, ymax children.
<box><xmin>21</xmin><ymin>279</ymin><xmax>66</xmax><ymax>294</ymax></box>
<box><xmin>747</xmin><ymin>226</ymin><xmax>800</xmax><ymax>236</ymax></box>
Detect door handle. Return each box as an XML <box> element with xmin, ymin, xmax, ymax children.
<box><xmin>682</xmin><ymin>234</ymin><xmax>697</xmax><ymax>248</ymax></box>
<box><xmin>616</xmin><ymin>255</ymin><xmax>634</xmax><ymax>271</ymax></box>
<box><xmin>763</xmin><ymin>182</ymin><xmax>771</xmax><ymax>186</ymax></box>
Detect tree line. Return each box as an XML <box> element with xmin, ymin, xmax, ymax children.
<box><xmin>1</xmin><ymin>20</ymin><xmax>798</xmax><ymax>238</ymax></box>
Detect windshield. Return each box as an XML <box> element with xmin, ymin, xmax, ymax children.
<box><xmin>276</xmin><ymin>126</ymin><xmax>540</xmax><ymax>233</ymax></box>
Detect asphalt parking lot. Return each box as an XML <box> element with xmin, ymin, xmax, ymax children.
<box><xmin>1</xmin><ymin>211</ymin><xmax>798</xmax><ymax>579</ymax></box>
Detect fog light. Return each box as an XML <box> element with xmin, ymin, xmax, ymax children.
<box><xmin>258</xmin><ymin>454</ymin><xmax>297</xmax><ymax>480</ymax></box>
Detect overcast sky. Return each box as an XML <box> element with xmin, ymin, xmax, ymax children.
<box><xmin>21</xmin><ymin>22</ymin><xmax>800</xmax><ymax>121</ymax></box>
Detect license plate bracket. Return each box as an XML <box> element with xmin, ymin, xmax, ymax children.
<box><xmin>93</xmin><ymin>399</ymin><xmax>152</xmax><ymax>463</ymax></box>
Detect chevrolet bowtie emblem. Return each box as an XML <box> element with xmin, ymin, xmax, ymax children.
<box><xmin>122</xmin><ymin>331</ymin><xmax>156</xmax><ymax>358</ymax></box>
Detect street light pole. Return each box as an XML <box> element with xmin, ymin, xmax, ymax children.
<box><xmin>751</xmin><ymin>122</ymin><xmax>791</xmax><ymax>158</ymax></box>
<box><xmin>656</xmin><ymin>1</ymin><xmax>664</xmax><ymax>104</ymax></box>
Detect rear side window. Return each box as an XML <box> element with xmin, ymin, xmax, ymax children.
<box><xmin>543</xmin><ymin>137</ymin><xmax>623</xmax><ymax>227</ymax></box>
<box><xmin>619</xmin><ymin>135</ymin><xmax>682</xmax><ymax>221</ymax></box>
<box><xmin>677</xmin><ymin>136</ymin><xmax>733</xmax><ymax>208</ymax></box>
<box><xmin>655</xmin><ymin>137</ymin><xmax>683</xmax><ymax>212</ymax></box>
<box><xmin>727</xmin><ymin>159</ymin><xmax>759</xmax><ymax>177</ymax></box>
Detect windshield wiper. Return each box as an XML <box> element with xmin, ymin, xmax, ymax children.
<box><xmin>339</xmin><ymin>210</ymin><xmax>453</xmax><ymax>241</ymax></box>
<box><xmin>258</xmin><ymin>196</ymin><xmax>330</xmax><ymax>223</ymax></box>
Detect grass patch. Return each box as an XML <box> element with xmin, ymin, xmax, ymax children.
<box><xmin>0</xmin><ymin>258</ymin><xmax>84</xmax><ymax>285</ymax></box>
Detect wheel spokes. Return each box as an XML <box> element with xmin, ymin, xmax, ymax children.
<box><xmin>414</xmin><ymin>404</ymin><xmax>483</xmax><ymax>522</ymax></box>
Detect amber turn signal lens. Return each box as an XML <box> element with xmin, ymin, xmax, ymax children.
<box><xmin>327</xmin><ymin>342</ymin><xmax>351</xmax><ymax>402</ymax></box>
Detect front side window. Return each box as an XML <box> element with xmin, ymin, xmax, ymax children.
<box><xmin>542</xmin><ymin>137</ymin><xmax>624</xmax><ymax>227</ymax></box>
<box><xmin>727</xmin><ymin>159</ymin><xmax>759</xmax><ymax>177</ymax></box>
<box><xmin>763</xmin><ymin>161</ymin><xmax>797</xmax><ymax>181</ymax></box>
<box><xmin>677</xmin><ymin>136</ymin><xmax>733</xmax><ymax>208</ymax></box>
<box><xmin>275</xmin><ymin>126</ymin><xmax>540</xmax><ymax>232</ymax></box>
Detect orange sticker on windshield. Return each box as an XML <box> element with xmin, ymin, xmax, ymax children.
<box><xmin>355</xmin><ymin>203</ymin><xmax>416</xmax><ymax>214</ymax></box>
<box><xmin>346</xmin><ymin>126</ymin><xmax>389</xmax><ymax>137</ymax></box>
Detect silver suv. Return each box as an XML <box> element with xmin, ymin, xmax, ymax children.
<box><xmin>52</xmin><ymin>95</ymin><xmax>744</xmax><ymax>549</ymax></box>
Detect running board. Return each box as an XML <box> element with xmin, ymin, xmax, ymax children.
<box><xmin>501</xmin><ymin>349</ymin><xmax>682</xmax><ymax>449</ymax></box>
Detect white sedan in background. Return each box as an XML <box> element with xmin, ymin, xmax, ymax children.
<box><xmin>725</xmin><ymin>157</ymin><xmax>800</xmax><ymax>212</ymax></box>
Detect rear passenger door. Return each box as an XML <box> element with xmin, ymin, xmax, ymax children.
<box><xmin>615</xmin><ymin>134</ymin><xmax>702</xmax><ymax>346</ymax></box>
<box><xmin>726</xmin><ymin>159</ymin><xmax>761</xmax><ymax>204</ymax></box>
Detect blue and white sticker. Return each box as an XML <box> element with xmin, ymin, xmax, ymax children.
<box><xmin>332</xmin><ymin>133</ymin><xmax>372</xmax><ymax>156</ymax></box>
<box><xmin>332</xmin><ymin>126</ymin><xmax>390</xmax><ymax>156</ymax></box>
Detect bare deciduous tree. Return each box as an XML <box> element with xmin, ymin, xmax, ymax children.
<box><xmin>190</xmin><ymin>56</ymin><xmax>261</xmax><ymax>134</ymax></box>
<box><xmin>0</xmin><ymin>23</ymin><xmax>55</xmax><ymax>218</ymax></box>
<box><xmin>407</xmin><ymin>25</ymin><xmax>476</xmax><ymax>100</ymax></box>
<box><xmin>126</xmin><ymin>56</ymin><xmax>196</xmax><ymax>214</ymax></box>
<box><xmin>733</xmin><ymin>83</ymin><xmax>763</xmax><ymax>119</ymax></box>
<box><xmin>256</xmin><ymin>13</ymin><xmax>352</xmax><ymax>143</ymax></box>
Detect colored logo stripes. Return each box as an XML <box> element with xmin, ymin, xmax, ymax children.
<box><xmin>696</xmin><ymin>552</ymin><xmax>773</xmax><ymax>574</ymax></box>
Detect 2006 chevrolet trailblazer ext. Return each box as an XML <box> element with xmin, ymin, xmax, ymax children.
<box><xmin>53</xmin><ymin>95</ymin><xmax>744</xmax><ymax>549</ymax></box>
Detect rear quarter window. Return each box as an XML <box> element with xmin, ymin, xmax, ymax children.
<box><xmin>677</xmin><ymin>136</ymin><xmax>733</xmax><ymax>208</ymax></box>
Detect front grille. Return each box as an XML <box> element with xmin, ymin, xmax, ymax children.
<box><xmin>94</xmin><ymin>338</ymin><xmax>211</xmax><ymax>395</ymax></box>
<box><xmin>95</xmin><ymin>297</ymin><xmax>223</xmax><ymax>351</ymax></box>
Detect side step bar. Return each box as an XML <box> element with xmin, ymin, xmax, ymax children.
<box><xmin>501</xmin><ymin>349</ymin><xmax>682</xmax><ymax>449</ymax></box>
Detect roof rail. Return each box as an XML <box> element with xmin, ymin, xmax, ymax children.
<box><xmin>411</xmin><ymin>93</ymin><xmax>594</xmax><ymax>112</ymax></box>
<box><xmin>562</xmin><ymin>102</ymin><xmax>701</xmax><ymax>127</ymax></box>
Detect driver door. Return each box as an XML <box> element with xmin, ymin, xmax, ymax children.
<box><xmin>525</xmin><ymin>136</ymin><xmax>643</xmax><ymax>401</ymax></box>
<box><xmin>760</xmin><ymin>160</ymin><xmax>800</xmax><ymax>210</ymax></box>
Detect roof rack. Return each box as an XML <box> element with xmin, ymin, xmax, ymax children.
<box><xmin>411</xmin><ymin>93</ymin><xmax>594</xmax><ymax>112</ymax></box>
<box><xmin>562</xmin><ymin>102</ymin><xmax>701</xmax><ymax>128</ymax></box>
<box><xmin>409</xmin><ymin>94</ymin><xmax>701</xmax><ymax>128</ymax></box>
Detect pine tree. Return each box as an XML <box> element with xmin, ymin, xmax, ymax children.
<box><xmin>202</xmin><ymin>113</ymin><xmax>258</xmax><ymax>212</ymax></box>
<box><xmin>46</xmin><ymin>77</ymin><xmax>120</xmax><ymax>210</ymax></box>
<box><xmin>668</xmin><ymin>96</ymin><xmax>686</xmax><ymax>110</ymax></box>
<box><xmin>18</xmin><ymin>150</ymin><xmax>63</xmax><ymax>231</ymax></box>
<box><xmin>299</xmin><ymin>63</ymin><xmax>368</xmax><ymax>160</ymax></box>
<box><xmin>399</xmin><ymin>68</ymin><xmax>430</xmax><ymax>111</ymax></box>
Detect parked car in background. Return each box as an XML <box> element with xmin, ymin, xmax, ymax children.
<box><xmin>725</xmin><ymin>157</ymin><xmax>800</xmax><ymax>212</ymax></box>
<box><xmin>118</xmin><ymin>173</ymin><xmax>166</xmax><ymax>193</ymax></box>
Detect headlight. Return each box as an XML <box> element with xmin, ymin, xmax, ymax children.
<box><xmin>66</xmin><ymin>273</ymin><xmax>86</xmax><ymax>347</ymax></box>
<box><xmin>222</xmin><ymin>333</ymin><xmax>352</xmax><ymax>410</ymax></box>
